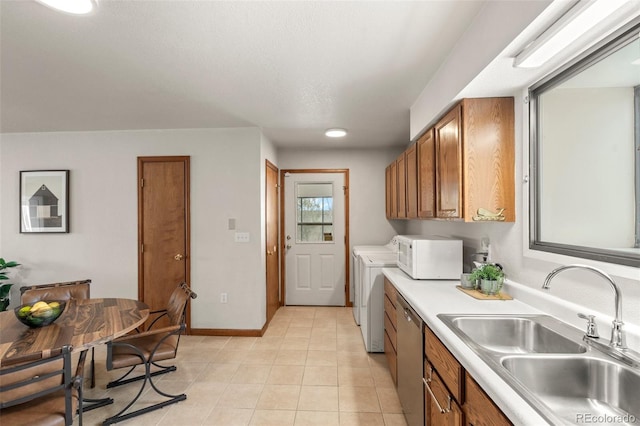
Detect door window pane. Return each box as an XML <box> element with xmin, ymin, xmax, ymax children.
<box><xmin>296</xmin><ymin>183</ymin><xmax>333</xmax><ymax>243</ymax></box>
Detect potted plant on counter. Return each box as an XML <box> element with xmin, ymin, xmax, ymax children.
<box><xmin>470</xmin><ymin>263</ymin><xmax>504</xmax><ymax>296</ymax></box>
<box><xmin>0</xmin><ymin>258</ymin><xmax>21</xmax><ymax>311</ymax></box>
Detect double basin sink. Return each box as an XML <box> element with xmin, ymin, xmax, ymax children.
<box><xmin>437</xmin><ymin>314</ymin><xmax>640</xmax><ymax>425</ymax></box>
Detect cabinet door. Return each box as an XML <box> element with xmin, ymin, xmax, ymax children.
<box><xmin>417</xmin><ymin>128</ymin><xmax>436</xmax><ymax>218</ymax></box>
<box><xmin>425</xmin><ymin>363</ymin><xmax>464</xmax><ymax>426</ymax></box>
<box><xmin>390</xmin><ymin>161</ymin><xmax>398</xmax><ymax>219</ymax></box>
<box><xmin>396</xmin><ymin>153</ymin><xmax>407</xmax><ymax>218</ymax></box>
<box><xmin>435</xmin><ymin>104</ymin><xmax>463</xmax><ymax>218</ymax></box>
<box><xmin>464</xmin><ymin>374</ymin><xmax>512</xmax><ymax>426</ymax></box>
<box><xmin>461</xmin><ymin>98</ymin><xmax>515</xmax><ymax>222</ymax></box>
<box><xmin>405</xmin><ymin>144</ymin><xmax>418</xmax><ymax>219</ymax></box>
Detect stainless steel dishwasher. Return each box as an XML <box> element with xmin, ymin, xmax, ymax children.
<box><xmin>396</xmin><ymin>294</ymin><xmax>424</xmax><ymax>426</ymax></box>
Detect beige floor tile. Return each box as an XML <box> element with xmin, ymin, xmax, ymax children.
<box><xmin>298</xmin><ymin>386</ymin><xmax>339</xmax><ymax>412</ymax></box>
<box><xmin>217</xmin><ymin>383</ymin><xmax>263</xmax><ymax>409</ymax></box>
<box><xmin>243</xmin><ymin>349</ymin><xmax>278</xmax><ymax>365</ymax></box>
<box><xmin>163</xmin><ymin>361</ymin><xmax>209</xmax><ymax>382</ymax></box>
<box><xmin>302</xmin><ymin>365</ymin><xmax>338</xmax><ymax>386</ymax></box>
<box><xmin>281</xmin><ymin>337</ymin><xmax>310</xmax><ymax>350</ymax></box>
<box><xmin>338</xmin><ymin>386</ymin><xmax>381</xmax><ymax>413</ymax></box>
<box><xmin>267</xmin><ymin>365</ymin><xmax>304</xmax><ymax>385</ymax></box>
<box><xmin>225</xmin><ymin>337</ymin><xmax>258</xmax><ymax>350</ymax></box>
<box><xmin>274</xmin><ymin>349</ymin><xmax>308</xmax><ymax>365</ymax></box>
<box><xmin>256</xmin><ymin>384</ymin><xmax>301</xmax><ymax>410</ymax></box>
<box><xmin>263</xmin><ymin>324</ymin><xmax>288</xmax><ymax>337</ymax></box>
<box><xmin>308</xmin><ymin>336</ymin><xmax>338</xmax><ymax>351</ymax></box>
<box><xmin>339</xmin><ymin>412</ymin><xmax>385</xmax><ymax>425</ymax></box>
<box><xmin>250</xmin><ymin>409</ymin><xmax>296</xmax><ymax>425</ymax></box>
<box><xmin>382</xmin><ymin>413</ymin><xmax>408</xmax><ymax>426</ymax></box>
<box><xmin>338</xmin><ymin>367</ymin><xmax>375</xmax><ymax>387</ymax></box>
<box><xmin>252</xmin><ymin>336</ymin><xmax>284</xmax><ymax>350</ymax></box>
<box><xmin>290</xmin><ymin>317</ymin><xmax>314</xmax><ymax>327</ymax></box>
<box><xmin>370</xmin><ymin>366</ymin><xmax>395</xmax><ymax>389</ymax></box>
<box><xmin>312</xmin><ymin>317</ymin><xmax>337</xmax><ymax>328</ymax></box>
<box><xmin>231</xmin><ymin>364</ymin><xmax>272</xmax><ymax>384</ymax></box>
<box><xmin>183</xmin><ymin>381</ymin><xmax>228</xmax><ymax>405</ymax></box>
<box><xmin>337</xmin><ymin>352</ymin><xmax>371</xmax><ymax>368</ymax></box>
<box><xmin>203</xmin><ymin>407</ymin><xmax>254</xmax><ymax>425</ymax></box>
<box><xmin>336</xmin><ymin>338</ymin><xmax>366</xmax><ymax>352</ymax></box>
<box><xmin>306</xmin><ymin>350</ymin><xmax>338</xmax><ymax>366</ymax></box>
<box><xmin>197</xmin><ymin>362</ymin><xmax>241</xmax><ymax>382</ymax></box>
<box><xmin>294</xmin><ymin>410</ymin><xmax>340</xmax><ymax>425</ymax></box>
<box><xmin>310</xmin><ymin>327</ymin><xmax>337</xmax><ymax>339</ymax></box>
<box><xmin>157</xmin><ymin>400</ymin><xmax>213</xmax><ymax>425</ymax></box>
<box><xmin>286</xmin><ymin>327</ymin><xmax>313</xmax><ymax>338</ymax></box>
<box><xmin>376</xmin><ymin>387</ymin><xmax>403</xmax><ymax>413</ymax></box>
<box><xmin>215</xmin><ymin>349</ymin><xmax>250</xmax><ymax>364</ymax></box>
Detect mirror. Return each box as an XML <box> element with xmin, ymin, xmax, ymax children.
<box><xmin>530</xmin><ymin>19</ymin><xmax>640</xmax><ymax>267</ymax></box>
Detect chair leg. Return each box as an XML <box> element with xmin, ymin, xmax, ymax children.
<box><xmin>90</xmin><ymin>347</ymin><xmax>95</xmax><ymax>389</ymax></box>
<box><xmin>106</xmin><ymin>362</ymin><xmax>176</xmax><ymax>389</ymax></box>
<box><xmin>102</xmin><ymin>344</ymin><xmax>185</xmax><ymax>425</ymax></box>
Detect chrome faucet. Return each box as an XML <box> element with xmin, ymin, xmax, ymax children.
<box><xmin>542</xmin><ymin>264</ymin><xmax>626</xmax><ymax>349</ymax></box>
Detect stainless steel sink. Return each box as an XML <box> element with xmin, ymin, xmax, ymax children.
<box><xmin>437</xmin><ymin>313</ymin><xmax>640</xmax><ymax>425</ymax></box>
<box><xmin>448</xmin><ymin>316</ymin><xmax>586</xmax><ymax>354</ymax></box>
<box><xmin>501</xmin><ymin>355</ymin><xmax>640</xmax><ymax>424</ymax></box>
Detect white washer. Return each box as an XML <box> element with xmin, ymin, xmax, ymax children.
<box><xmin>359</xmin><ymin>252</ymin><xmax>398</xmax><ymax>352</ymax></box>
<box><xmin>351</xmin><ymin>238</ymin><xmax>398</xmax><ymax>325</ymax></box>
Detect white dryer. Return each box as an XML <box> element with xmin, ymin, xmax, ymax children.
<box><xmin>359</xmin><ymin>252</ymin><xmax>398</xmax><ymax>352</ymax></box>
<box><xmin>351</xmin><ymin>238</ymin><xmax>397</xmax><ymax>325</ymax></box>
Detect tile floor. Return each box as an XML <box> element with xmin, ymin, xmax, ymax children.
<box><xmin>78</xmin><ymin>306</ymin><xmax>407</xmax><ymax>425</ymax></box>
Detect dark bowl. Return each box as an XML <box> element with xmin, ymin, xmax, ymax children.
<box><xmin>14</xmin><ymin>300</ymin><xmax>66</xmax><ymax>328</ymax></box>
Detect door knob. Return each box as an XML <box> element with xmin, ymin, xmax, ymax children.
<box><xmin>286</xmin><ymin>245</ymin><xmax>292</xmax><ymax>249</ymax></box>
<box><xmin>174</xmin><ymin>254</ymin><xmax>184</xmax><ymax>261</ymax></box>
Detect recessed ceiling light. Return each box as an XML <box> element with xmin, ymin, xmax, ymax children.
<box><xmin>35</xmin><ymin>0</ymin><xmax>96</xmax><ymax>15</ymax></box>
<box><xmin>325</xmin><ymin>128</ymin><xmax>347</xmax><ymax>138</ymax></box>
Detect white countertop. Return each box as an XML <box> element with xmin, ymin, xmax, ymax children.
<box><xmin>383</xmin><ymin>267</ymin><xmax>553</xmax><ymax>426</ymax></box>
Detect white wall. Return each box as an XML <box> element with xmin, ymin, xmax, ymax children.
<box><xmin>0</xmin><ymin>128</ymin><xmax>269</xmax><ymax>330</ymax></box>
<box><xmin>277</xmin><ymin>148</ymin><xmax>407</xmax><ymax>250</ymax></box>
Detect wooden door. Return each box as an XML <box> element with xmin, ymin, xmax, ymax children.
<box><xmin>425</xmin><ymin>368</ymin><xmax>463</xmax><ymax>426</ymax></box>
<box><xmin>418</xmin><ymin>128</ymin><xmax>436</xmax><ymax>218</ymax></box>
<box><xmin>138</xmin><ymin>156</ymin><xmax>190</xmax><ymax>330</ymax></box>
<box><xmin>265</xmin><ymin>160</ymin><xmax>280</xmax><ymax>323</ymax></box>
<box><xmin>405</xmin><ymin>144</ymin><xmax>418</xmax><ymax>219</ymax></box>
<box><xmin>396</xmin><ymin>153</ymin><xmax>407</xmax><ymax>218</ymax></box>
<box><xmin>436</xmin><ymin>104</ymin><xmax>463</xmax><ymax>218</ymax></box>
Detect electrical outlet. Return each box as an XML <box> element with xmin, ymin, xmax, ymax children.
<box><xmin>234</xmin><ymin>232</ymin><xmax>250</xmax><ymax>243</ymax></box>
<box><xmin>220</xmin><ymin>293</ymin><xmax>228</xmax><ymax>303</ymax></box>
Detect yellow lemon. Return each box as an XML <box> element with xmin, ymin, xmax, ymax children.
<box><xmin>18</xmin><ymin>306</ymin><xmax>31</xmax><ymax>318</ymax></box>
<box><xmin>48</xmin><ymin>301</ymin><xmax>60</xmax><ymax>309</ymax></box>
<box><xmin>32</xmin><ymin>301</ymin><xmax>49</xmax><ymax>310</ymax></box>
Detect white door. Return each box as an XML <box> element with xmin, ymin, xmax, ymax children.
<box><xmin>284</xmin><ymin>172</ymin><xmax>346</xmax><ymax>306</ymax></box>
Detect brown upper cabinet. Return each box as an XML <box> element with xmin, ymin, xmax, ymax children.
<box><xmin>405</xmin><ymin>143</ymin><xmax>418</xmax><ymax>219</ymax></box>
<box><xmin>417</xmin><ymin>128</ymin><xmax>435</xmax><ymax>219</ymax></box>
<box><xmin>386</xmin><ymin>97</ymin><xmax>515</xmax><ymax>222</ymax></box>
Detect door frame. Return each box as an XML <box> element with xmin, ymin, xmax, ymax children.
<box><xmin>279</xmin><ymin>169</ymin><xmax>350</xmax><ymax>307</ymax></box>
<box><xmin>137</xmin><ymin>156</ymin><xmax>192</xmax><ymax>331</ymax></box>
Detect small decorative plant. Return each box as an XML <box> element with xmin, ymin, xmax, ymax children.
<box><xmin>0</xmin><ymin>258</ymin><xmax>21</xmax><ymax>312</ymax></box>
<box><xmin>469</xmin><ymin>263</ymin><xmax>504</xmax><ymax>295</ymax></box>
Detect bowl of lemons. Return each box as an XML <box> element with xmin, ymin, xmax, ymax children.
<box><xmin>14</xmin><ymin>300</ymin><xmax>66</xmax><ymax>327</ymax></box>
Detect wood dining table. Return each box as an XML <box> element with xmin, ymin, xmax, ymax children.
<box><xmin>0</xmin><ymin>298</ymin><xmax>150</xmax><ymax>366</ymax></box>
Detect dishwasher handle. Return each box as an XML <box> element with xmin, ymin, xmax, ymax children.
<box><xmin>397</xmin><ymin>295</ymin><xmax>421</xmax><ymax>328</ymax></box>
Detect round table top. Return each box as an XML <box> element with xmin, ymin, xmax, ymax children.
<box><xmin>0</xmin><ymin>298</ymin><xmax>149</xmax><ymax>366</ymax></box>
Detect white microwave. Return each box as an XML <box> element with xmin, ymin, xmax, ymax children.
<box><xmin>396</xmin><ymin>235</ymin><xmax>462</xmax><ymax>279</ymax></box>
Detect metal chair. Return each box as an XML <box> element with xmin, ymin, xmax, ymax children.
<box><xmin>104</xmin><ymin>282</ymin><xmax>197</xmax><ymax>425</ymax></box>
<box><xmin>0</xmin><ymin>345</ymin><xmax>84</xmax><ymax>426</ymax></box>
<box><xmin>20</xmin><ymin>279</ymin><xmax>97</xmax><ymax>389</ymax></box>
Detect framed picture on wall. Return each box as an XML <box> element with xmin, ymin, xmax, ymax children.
<box><xmin>20</xmin><ymin>170</ymin><xmax>70</xmax><ymax>233</ymax></box>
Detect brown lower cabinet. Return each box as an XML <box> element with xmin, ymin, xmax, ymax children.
<box><xmin>424</xmin><ymin>324</ymin><xmax>512</xmax><ymax>426</ymax></box>
<box><xmin>384</xmin><ymin>277</ymin><xmax>512</xmax><ymax>426</ymax></box>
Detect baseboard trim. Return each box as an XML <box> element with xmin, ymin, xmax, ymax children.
<box><xmin>191</xmin><ymin>323</ymin><xmax>268</xmax><ymax>337</ymax></box>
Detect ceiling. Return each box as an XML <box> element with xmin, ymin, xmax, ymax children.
<box><xmin>0</xmin><ymin>0</ymin><xmax>487</xmax><ymax>149</ymax></box>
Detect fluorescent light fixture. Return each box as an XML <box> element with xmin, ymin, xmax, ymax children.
<box><xmin>514</xmin><ymin>0</ymin><xmax>630</xmax><ymax>68</ymax></box>
<box><xmin>35</xmin><ymin>0</ymin><xmax>96</xmax><ymax>15</ymax></box>
<box><xmin>325</xmin><ymin>128</ymin><xmax>347</xmax><ymax>138</ymax></box>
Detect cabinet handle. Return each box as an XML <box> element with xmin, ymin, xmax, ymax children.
<box><xmin>423</xmin><ymin>376</ymin><xmax>451</xmax><ymax>414</ymax></box>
